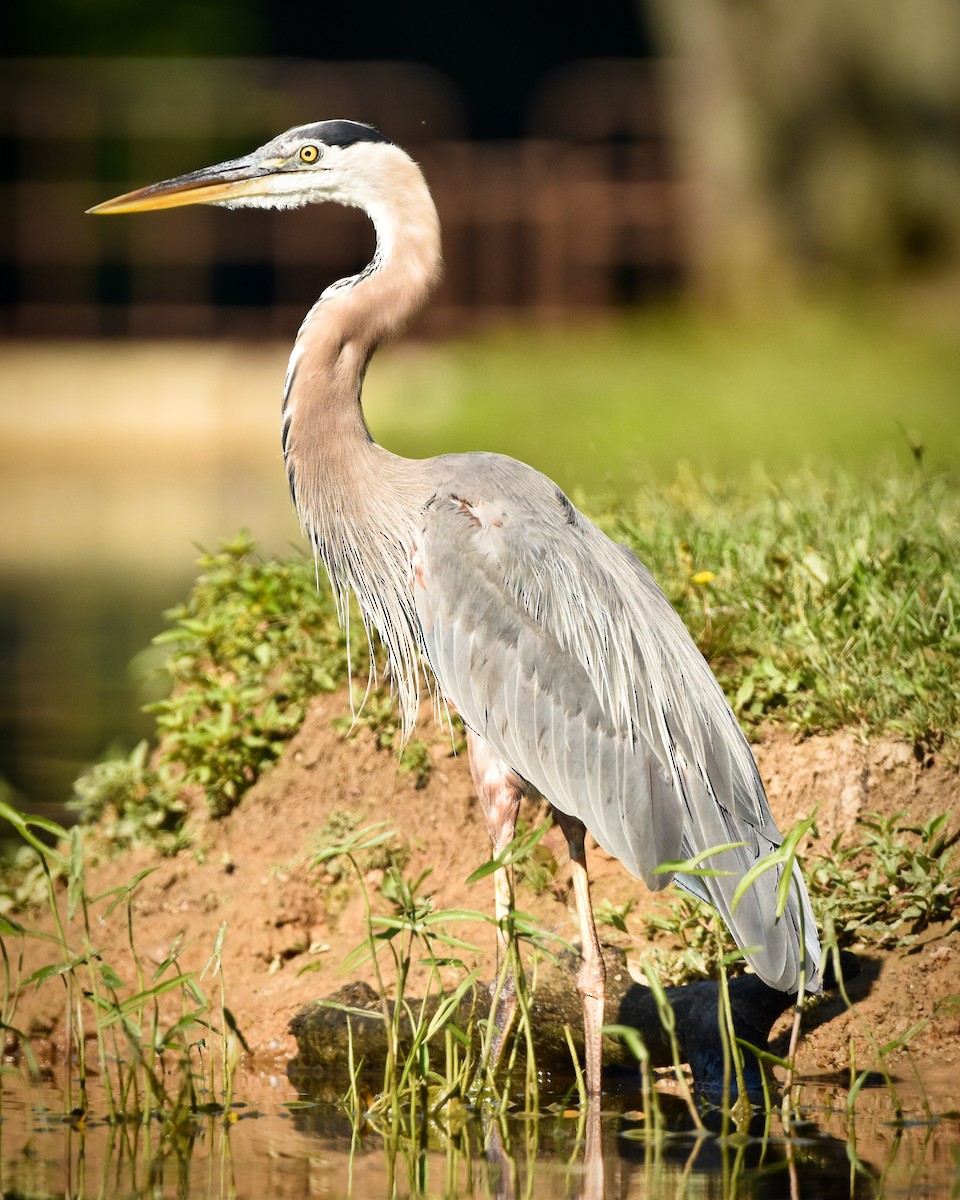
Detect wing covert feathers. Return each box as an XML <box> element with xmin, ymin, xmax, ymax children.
<box><xmin>413</xmin><ymin>453</ymin><xmax>821</xmax><ymax>994</ymax></box>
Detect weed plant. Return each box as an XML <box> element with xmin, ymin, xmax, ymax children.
<box><xmin>309</xmin><ymin>822</ymin><xmax>576</xmax><ymax>1134</ymax></box>
<box><xmin>149</xmin><ymin>532</ymin><xmax>361</xmax><ymax>817</ymax></box>
<box><xmin>0</xmin><ymin>799</ymin><xmax>243</xmax><ymax>1128</ymax></box>
<box><xmin>808</xmin><ymin>810</ymin><xmax>960</xmax><ymax>949</ymax></box>
<box><xmin>68</xmin><ymin>740</ymin><xmax>187</xmax><ymax>856</ymax></box>
<box><xmin>637</xmin><ymin>806</ymin><xmax>960</xmax><ymax>991</ymax></box>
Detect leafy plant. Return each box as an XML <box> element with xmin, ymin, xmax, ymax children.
<box><xmin>397</xmin><ymin>738</ymin><xmax>433</xmax><ymax>789</ymax></box>
<box><xmin>149</xmin><ymin>533</ymin><xmax>362</xmax><ymax>816</ymax></box>
<box><xmin>59</xmin><ymin>463</ymin><xmax>960</xmax><ymax>843</ymax></box>
<box><xmin>512</xmin><ymin>816</ymin><xmax>560</xmax><ymax>897</ymax></box>
<box><xmin>332</xmin><ymin>688</ymin><xmax>398</xmax><ymax>750</ymax></box>
<box><xmin>0</xmin><ymin>798</ymin><xmax>244</xmax><ymax>1125</ymax></box>
<box><xmin>807</xmin><ymin>810</ymin><xmax>960</xmax><ymax>949</ymax></box>
<box><xmin>69</xmin><ymin>741</ymin><xmax>188</xmax><ymax>855</ymax></box>
<box><xmin>311</xmin><ymin>809</ymin><xmax>411</xmax><ymax>884</ymax></box>
<box><xmin>595</xmin><ymin>896</ymin><xmax>636</xmax><ymax>932</ymax></box>
<box><xmin>641</xmin><ymin>894</ymin><xmax>738</xmax><ymax>987</ymax></box>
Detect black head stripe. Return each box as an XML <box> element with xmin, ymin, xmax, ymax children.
<box><xmin>297</xmin><ymin>120</ymin><xmax>392</xmax><ymax>148</ymax></box>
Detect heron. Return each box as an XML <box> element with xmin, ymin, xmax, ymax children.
<box><xmin>90</xmin><ymin>120</ymin><xmax>822</xmax><ymax>1098</ymax></box>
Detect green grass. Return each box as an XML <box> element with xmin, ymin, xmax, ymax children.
<box><xmin>146</xmin><ymin>533</ymin><xmax>361</xmax><ymax>818</ymax></box>
<box><xmin>604</xmin><ymin>467</ymin><xmax>959</xmax><ymax>746</ymax></box>
<box><xmin>366</xmin><ymin>300</ymin><xmax>960</xmax><ymax>495</ymax></box>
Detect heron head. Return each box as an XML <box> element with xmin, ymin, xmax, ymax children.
<box><xmin>87</xmin><ymin>120</ymin><xmax>398</xmax><ymax>215</ymax></box>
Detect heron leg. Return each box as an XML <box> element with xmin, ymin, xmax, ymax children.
<box><xmin>467</xmin><ymin>730</ymin><xmax>523</xmax><ymax>1070</ymax></box>
<box><xmin>552</xmin><ymin>809</ymin><xmax>606</xmax><ymax>1101</ymax></box>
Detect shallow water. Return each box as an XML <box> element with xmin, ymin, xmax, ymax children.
<box><xmin>1</xmin><ymin>1069</ymin><xmax>957</xmax><ymax>1199</ymax></box>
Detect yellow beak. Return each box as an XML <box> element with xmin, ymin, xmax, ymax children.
<box><xmin>87</xmin><ymin>154</ymin><xmax>275</xmax><ymax>214</ymax></box>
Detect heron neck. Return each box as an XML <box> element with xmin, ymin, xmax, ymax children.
<box><xmin>281</xmin><ymin>155</ymin><xmax>441</xmax><ymax>505</ymax></box>
<box><xmin>278</xmin><ymin>160</ymin><xmax>441</xmax><ymax>738</ymax></box>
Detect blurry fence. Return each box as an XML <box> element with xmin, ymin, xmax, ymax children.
<box><xmin>1</xmin><ymin>57</ymin><xmax>683</xmax><ymax>336</ymax></box>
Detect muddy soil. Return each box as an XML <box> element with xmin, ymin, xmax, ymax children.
<box><xmin>10</xmin><ymin>688</ymin><xmax>960</xmax><ymax>1085</ymax></box>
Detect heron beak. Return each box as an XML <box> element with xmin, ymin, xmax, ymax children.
<box><xmin>87</xmin><ymin>154</ymin><xmax>279</xmax><ymax>214</ymax></box>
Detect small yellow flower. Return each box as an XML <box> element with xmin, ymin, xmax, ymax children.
<box><xmin>691</xmin><ymin>570</ymin><xmax>716</xmax><ymax>585</ymax></box>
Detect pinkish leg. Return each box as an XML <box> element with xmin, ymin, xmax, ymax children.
<box><xmin>467</xmin><ymin>729</ymin><xmax>524</xmax><ymax>1069</ymax></box>
<box><xmin>552</xmin><ymin>809</ymin><xmax>606</xmax><ymax>1101</ymax></box>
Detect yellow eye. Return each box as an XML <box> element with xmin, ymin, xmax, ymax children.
<box><xmin>299</xmin><ymin>144</ymin><xmax>320</xmax><ymax>164</ymax></box>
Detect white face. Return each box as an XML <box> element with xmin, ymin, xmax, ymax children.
<box><xmin>89</xmin><ymin>121</ymin><xmax>402</xmax><ymax>216</ymax></box>
<box><xmin>211</xmin><ymin>130</ymin><xmax>348</xmax><ymax>209</ymax></box>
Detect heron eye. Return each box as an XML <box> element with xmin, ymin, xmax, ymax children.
<box><xmin>299</xmin><ymin>145</ymin><xmax>320</xmax><ymax>164</ymax></box>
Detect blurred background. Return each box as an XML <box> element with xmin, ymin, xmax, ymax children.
<box><xmin>2</xmin><ymin>1</ymin><xmax>960</xmax><ymax>814</ymax></box>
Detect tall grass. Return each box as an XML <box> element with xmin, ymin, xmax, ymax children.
<box><xmin>308</xmin><ymin>823</ymin><xmax>573</xmax><ymax>1135</ymax></box>
<box><xmin>601</xmin><ymin>466</ymin><xmax>959</xmax><ymax>747</ymax></box>
<box><xmin>0</xmin><ymin>799</ymin><xmax>242</xmax><ymax>1127</ymax></box>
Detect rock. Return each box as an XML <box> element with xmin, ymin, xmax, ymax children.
<box><xmin>288</xmin><ymin>947</ymin><xmax>805</xmax><ymax>1097</ymax></box>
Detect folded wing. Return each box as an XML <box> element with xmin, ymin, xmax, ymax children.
<box><xmin>414</xmin><ymin>453</ymin><xmax>821</xmax><ymax>993</ymax></box>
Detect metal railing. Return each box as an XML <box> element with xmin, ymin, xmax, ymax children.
<box><xmin>1</xmin><ymin>57</ymin><xmax>683</xmax><ymax>336</ymax></box>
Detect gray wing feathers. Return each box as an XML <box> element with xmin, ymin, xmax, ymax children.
<box><xmin>414</xmin><ymin>455</ymin><xmax>821</xmax><ymax>993</ymax></box>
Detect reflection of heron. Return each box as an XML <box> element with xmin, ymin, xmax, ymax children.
<box><xmin>91</xmin><ymin>120</ymin><xmax>821</xmax><ymax>1098</ymax></box>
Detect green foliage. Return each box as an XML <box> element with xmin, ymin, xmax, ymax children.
<box><xmin>57</xmin><ymin>534</ymin><xmax>363</xmax><ymax>837</ymax></box>
<box><xmin>332</xmin><ymin>689</ymin><xmax>398</xmax><ymax>750</ymax></box>
<box><xmin>312</xmin><ymin>810</ymin><xmax>411</xmax><ymax>884</ymax></box>
<box><xmin>398</xmin><ymin>739</ymin><xmax>433</xmax><ymax>789</ymax></box>
<box><xmin>69</xmin><ymin>741</ymin><xmax>187</xmax><ymax>855</ymax></box>
<box><xmin>636</xmin><ymin>808</ymin><xmax>960</xmax><ymax>987</ymax></box>
<box><xmin>808</xmin><ymin>811</ymin><xmax>960</xmax><ymax>949</ymax></box>
<box><xmin>604</xmin><ymin>468</ymin><xmax>960</xmax><ymax>747</ymax></box>
<box><xmin>512</xmin><ymin>817</ymin><xmax>560</xmax><ymax>897</ymax></box>
<box><xmin>309</xmin><ymin>824</ymin><xmax>484</xmax><ymax>1122</ymax></box>
<box><xmin>595</xmin><ymin>896</ymin><xmax>636</xmax><ymax>932</ymax></box>
<box><xmin>149</xmin><ymin>532</ymin><xmax>359</xmax><ymax>816</ymax></box>
<box><xmin>641</xmin><ymin>895</ymin><xmax>737</xmax><ymax>987</ymax></box>
<box><xmin>333</xmin><ymin>688</ymin><xmax>435</xmax><ymax>788</ymax></box>
<box><xmin>311</xmin><ymin>823</ymin><xmax>571</xmax><ymax>1127</ymax></box>
<box><xmin>0</xmin><ymin>799</ymin><xmax>243</xmax><ymax>1124</ymax></box>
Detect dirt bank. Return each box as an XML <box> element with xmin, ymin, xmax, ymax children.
<box><xmin>10</xmin><ymin>689</ymin><xmax>960</xmax><ymax>1083</ymax></box>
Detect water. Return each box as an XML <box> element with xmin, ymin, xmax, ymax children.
<box><xmin>0</xmin><ymin>341</ymin><xmax>299</xmax><ymax>818</ymax></box>
<box><xmin>1</xmin><ymin>1071</ymin><xmax>957</xmax><ymax>1198</ymax></box>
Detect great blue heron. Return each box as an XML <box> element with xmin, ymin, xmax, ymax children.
<box><xmin>90</xmin><ymin>120</ymin><xmax>821</xmax><ymax>1099</ymax></box>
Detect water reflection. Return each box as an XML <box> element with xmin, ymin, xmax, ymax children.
<box><xmin>4</xmin><ymin>1070</ymin><xmax>957</xmax><ymax>1199</ymax></box>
